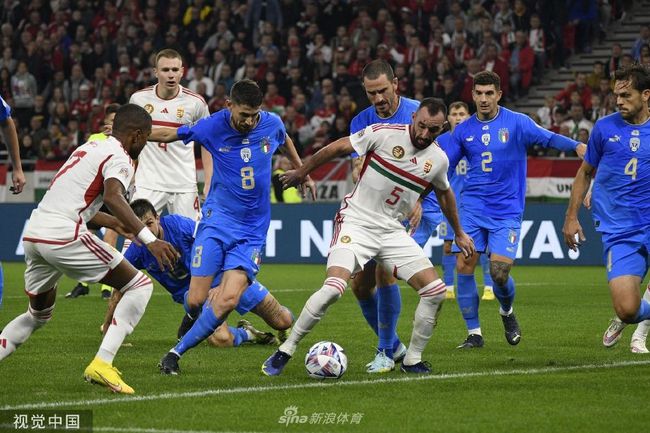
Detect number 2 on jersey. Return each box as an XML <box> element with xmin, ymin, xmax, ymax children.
<box><xmin>241</xmin><ymin>167</ymin><xmax>255</xmax><ymax>190</ymax></box>
<box><xmin>386</xmin><ymin>186</ymin><xmax>404</xmax><ymax>205</ymax></box>
<box><xmin>481</xmin><ymin>151</ymin><xmax>493</xmax><ymax>172</ymax></box>
<box><xmin>625</xmin><ymin>157</ymin><xmax>638</xmax><ymax>180</ymax></box>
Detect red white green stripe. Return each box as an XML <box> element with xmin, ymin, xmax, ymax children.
<box><xmin>368</xmin><ymin>153</ymin><xmax>431</xmax><ymax>194</ymax></box>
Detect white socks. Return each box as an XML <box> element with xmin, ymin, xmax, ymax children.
<box><xmin>0</xmin><ymin>304</ymin><xmax>54</xmax><ymax>360</ymax></box>
<box><xmin>96</xmin><ymin>272</ymin><xmax>153</xmax><ymax>363</ymax></box>
<box><xmin>279</xmin><ymin>277</ymin><xmax>345</xmax><ymax>356</ymax></box>
<box><xmin>403</xmin><ymin>279</ymin><xmax>446</xmax><ymax>366</ymax></box>
<box><xmin>633</xmin><ymin>289</ymin><xmax>650</xmax><ymax>341</ymax></box>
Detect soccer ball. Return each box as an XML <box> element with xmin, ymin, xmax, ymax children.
<box><xmin>304</xmin><ymin>341</ymin><xmax>347</xmax><ymax>379</ymax></box>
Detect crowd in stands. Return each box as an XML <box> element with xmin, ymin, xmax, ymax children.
<box><xmin>0</xmin><ymin>0</ymin><xmax>637</xmax><ymax>165</ymax></box>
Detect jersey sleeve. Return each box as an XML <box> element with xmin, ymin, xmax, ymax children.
<box><xmin>519</xmin><ymin>114</ymin><xmax>578</xmax><ymax>152</ymax></box>
<box><xmin>196</xmin><ymin>100</ymin><xmax>210</xmax><ymax>121</ymax></box>
<box><xmin>444</xmin><ymin>128</ymin><xmax>465</xmax><ymax>174</ymax></box>
<box><xmin>123</xmin><ymin>244</ymin><xmax>143</xmax><ymax>269</ymax></box>
<box><xmin>102</xmin><ymin>154</ymin><xmax>134</xmax><ymax>192</ymax></box>
<box><xmin>273</xmin><ymin>114</ymin><xmax>287</xmax><ymax>150</ymax></box>
<box><xmin>584</xmin><ymin>122</ymin><xmax>604</xmax><ymax>169</ymax></box>
<box><xmin>431</xmin><ymin>151</ymin><xmax>451</xmax><ymax>191</ymax></box>
<box><xmin>0</xmin><ymin>95</ymin><xmax>11</xmax><ymax>122</ymax></box>
<box><xmin>350</xmin><ymin>114</ymin><xmax>364</xmax><ymax>134</ymax></box>
<box><xmin>349</xmin><ymin>125</ymin><xmax>378</xmax><ymax>156</ymax></box>
<box><xmin>177</xmin><ymin>116</ymin><xmax>215</xmax><ymax>153</ymax></box>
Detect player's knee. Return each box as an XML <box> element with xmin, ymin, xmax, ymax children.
<box><xmin>443</xmin><ymin>241</ymin><xmax>453</xmax><ymax>255</ymax></box>
<box><xmin>376</xmin><ymin>267</ymin><xmax>396</xmax><ymax>286</ymax></box>
<box><xmin>614</xmin><ymin>301</ymin><xmax>640</xmax><ymax>324</ymax></box>
<box><xmin>275</xmin><ymin>308</ymin><xmax>294</xmax><ymax>330</ymax></box>
<box><xmin>350</xmin><ymin>278</ymin><xmax>372</xmax><ymax>299</ymax></box>
<box><xmin>212</xmin><ymin>293</ymin><xmax>239</xmax><ymax>316</ymax></box>
<box><xmin>207</xmin><ymin>328</ymin><xmax>233</xmax><ymax>347</ymax></box>
<box><xmin>489</xmin><ymin>262</ymin><xmax>511</xmax><ymax>287</ymax></box>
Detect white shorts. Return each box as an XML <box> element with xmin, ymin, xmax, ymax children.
<box><xmin>24</xmin><ymin>233</ymin><xmax>123</xmax><ymax>296</ymax></box>
<box><xmin>328</xmin><ymin>219</ymin><xmax>433</xmax><ymax>281</ymax></box>
<box><xmin>132</xmin><ymin>186</ymin><xmax>200</xmax><ymax>219</ymax></box>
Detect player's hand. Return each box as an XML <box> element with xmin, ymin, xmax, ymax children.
<box><xmin>582</xmin><ymin>191</ymin><xmax>592</xmax><ymax>210</ymax></box>
<box><xmin>300</xmin><ymin>175</ymin><xmax>317</xmax><ymax>200</ymax></box>
<box><xmin>10</xmin><ymin>169</ymin><xmax>25</xmax><ymax>194</ymax></box>
<box><xmin>454</xmin><ymin>231</ymin><xmax>475</xmax><ymax>258</ymax></box>
<box><xmin>280</xmin><ymin>168</ymin><xmax>305</xmax><ymax>189</ymax></box>
<box><xmin>407</xmin><ymin>201</ymin><xmax>423</xmax><ymax>235</ymax></box>
<box><xmin>576</xmin><ymin>143</ymin><xmax>587</xmax><ymax>159</ymax></box>
<box><xmin>562</xmin><ymin>217</ymin><xmax>585</xmax><ymax>251</ymax></box>
<box><xmin>147</xmin><ymin>239</ymin><xmax>180</xmax><ymax>271</ymax></box>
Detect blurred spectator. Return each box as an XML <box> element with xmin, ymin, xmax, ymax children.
<box><xmin>528</xmin><ymin>14</ymin><xmax>546</xmax><ymax>85</ymax></box>
<box><xmin>208</xmin><ymin>82</ymin><xmax>228</xmax><ymax>113</ymax></box>
<box><xmin>0</xmin><ymin>46</ymin><xmax>16</xmax><ymax>74</ymax></box>
<box><xmin>444</xmin><ymin>1</ymin><xmax>466</xmax><ymax>35</ymax></box>
<box><xmin>271</xmin><ymin>155</ymin><xmax>302</xmax><ymax>203</ymax></box>
<box><xmin>481</xmin><ymin>43</ymin><xmax>509</xmax><ymax>98</ymax></box>
<box><xmin>561</xmin><ymin>103</ymin><xmax>593</xmax><ymax>140</ymax></box>
<box><xmin>512</xmin><ymin>0</ymin><xmax>530</xmax><ymax>33</ymax></box>
<box><xmin>605</xmin><ymin>43</ymin><xmax>623</xmax><ymax>78</ymax></box>
<box><xmin>493</xmin><ymin>0</ymin><xmax>514</xmax><ymax>34</ymax></box>
<box><xmin>536</xmin><ymin>96</ymin><xmax>557</xmax><ymax>129</ymax></box>
<box><xmin>586</xmin><ymin>93</ymin><xmax>609</xmax><ymax>123</ymax></box>
<box><xmin>508</xmin><ymin>31</ymin><xmax>534</xmax><ymax>100</ymax></box>
<box><xmin>0</xmin><ymin>67</ymin><xmax>12</xmax><ymax>101</ymax></box>
<box><xmin>19</xmin><ymin>134</ymin><xmax>38</xmax><ymax>167</ymax></box>
<box><xmin>569</xmin><ymin>0</ymin><xmax>597</xmax><ymax>54</ymax></box>
<box><xmin>586</xmin><ymin>60</ymin><xmax>605</xmax><ymax>89</ymax></box>
<box><xmin>189</xmin><ymin>65</ymin><xmax>215</xmax><ymax>98</ymax></box>
<box><xmin>11</xmin><ymin>61</ymin><xmax>37</xmax><ymax>127</ymax></box>
<box><xmin>555</xmin><ymin>72</ymin><xmax>592</xmax><ymax>110</ymax></box>
<box><xmin>631</xmin><ymin>24</ymin><xmax>650</xmax><ymax>61</ymax></box>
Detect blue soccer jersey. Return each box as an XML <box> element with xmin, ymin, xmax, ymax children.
<box><xmin>177</xmin><ymin>110</ymin><xmax>286</xmax><ymax>239</ymax></box>
<box><xmin>124</xmin><ymin>214</ymin><xmax>196</xmax><ymax>303</ymax></box>
<box><xmin>586</xmin><ymin>112</ymin><xmax>650</xmax><ymax>234</ymax></box>
<box><xmin>0</xmin><ymin>95</ymin><xmax>11</xmax><ymax>122</ymax></box>
<box><xmin>436</xmin><ymin>131</ymin><xmax>468</xmax><ymax>241</ymax></box>
<box><xmin>447</xmin><ymin>107</ymin><xmax>578</xmax><ymax>219</ymax></box>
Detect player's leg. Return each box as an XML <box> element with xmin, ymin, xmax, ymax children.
<box><xmin>488</xmin><ymin>221</ymin><xmax>521</xmax><ymax>345</ymax></box>
<box><xmin>379</xmin><ymin>232</ymin><xmax>445</xmax><ymax>373</ymax></box>
<box><xmin>184</xmin><ymin>224</ymin><xmax>221</xmax><ymax>318</ymax></box>
<box><xmin>351</xmin><ymin>262</ymin><xmax>379</xmax><ymax>334</ymax></box>
<box><xmin>0</xmin><ymin>243</ymin><xmax>58</xmax><ymax>360</ymax></box>
<box><xmin>207</xmin><ymin>322</ymin><xmax>246</xmax><ymax>348</ymax></box>
<box><xmin>169</xmin><ymin>191</ymin><xmax>201</xmax><ymax>220</ymax></box>
<box><xmin>480</xmin><ymin>253</ymin><xmax>495</xmax><ymax>300</ymax></box>
<box><xmin>442</xmin><ymin>240</ymin><xmax>457</xmax><ymax>299</ymax></box>
<box><xmin>100</xmin><ymin>228</ymin><xmax>119</xmax><ymax>299</ymax></box>
<box><xmin>374</xmin><ymin>264</ymin><xmax>404</xmax><ymax>361</ymax></box>
<box><xmin>252</xmin><ymin>292</ymin><xmax>294</xmax><ymax>331</ymax></box>
<box><xmin>631</xmin><ymin>283</ymin><xmax>650</xmax><ymax>353</ymax></box>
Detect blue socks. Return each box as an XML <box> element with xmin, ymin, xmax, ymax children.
<box><xmin>457</xmin><ymin>274</ymin><xmax>480</xmax><ymax>330</ymax></box>
<box><xmin>377</xmin><ymin>284</ymin><xmax>401</xmax><ymax>357</ymax></box>
<box><xmin>173</xmin><ymin>302</ymin><xmax>223</xmax><ymax>356</ymax></box>
<box><xmin>358</xmin><ymin>291</ymin><xmax>379</xmax><ymax>336</ymax></box>
<box><xmin>230</xmin><ymin>326</ymin><xmax>249</xmax><ymax>347</ymax></box>
<box><xmin>442</xmin><ymin>254</ymin><xmax>456</xmax><ymax>287</ymax></box>
<box><xmin>480</xmin><ymin>254</ymin><xmax>493</xmax><ymax>287</ymax></box>
<box><xmin>494</xmin><ymin>276</ymin><xmax>516</xmax><ymax>313</ymax></box>
<box><xmin>633</xmin><ymin>300</ymin><xmax>650</xmax><ymax>323</ymax></box>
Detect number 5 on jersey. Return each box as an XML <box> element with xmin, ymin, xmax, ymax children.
<box><xmin>386</xmin><ymin>186</ymin><xmax>404</xmax><ymax>205</ymax></box>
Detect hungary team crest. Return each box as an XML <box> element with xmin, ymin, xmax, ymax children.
<box><xmin>498</xmin><ymin>128</ymin><xmax>509</xmax><ymax>143</ymax></box>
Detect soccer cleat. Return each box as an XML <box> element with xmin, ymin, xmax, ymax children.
<box><xmin>456</xmin><ymin>333</ymin><xmax>484</xmax><ymax>349</ymax></box>
<box><xmin>101</xmin><ymin>286</ymin><xmax>112</xmax><ymax>300</ymax></box>
<box><xmin>84</xmin><ymin>357</ymin><xmax>134</xmax><ymax>394</ymax></box>
<box><xmin>481</xmin><ymin>286</ymin><xmax>495</xmax><ymax>301</ymax></box>
<box><xmin>446</xmin><ymin>290</ymin><xmax>456</xmax><ymax>300</ymax></box>
<box><xmin>262</xmin><ymin>350</ymin><xmax>292</xmax><ymax>376</ymax></box>
<box><xmin>400</xmin><ymin>360</ymin><xmax>432</xmax><ymax>374</ymax></box>
<box><xmin>393</xmin><ymin>342</ymin><xmax>407</xmax><ymax>363</ymax></box>
<box><xmin>501</xmin><ymin>312</ymin><xmax>521</xmax><ymax>345</ymax></box>
<box><xmin>177</xmin><ymin>314</ymin><xmax>196</xmax><ymax>341</ymax></box>
<box><xmin>238</xmin><ymin>319</ymin><xmax>278</xmax><ymax>345</ymax></box>
<box><xmin>366</xmin><ymin>351</ymin><xmax>395</xmax><ymax>373</ymax></box>
<box><xmin>603</xmin><ymin>318</ymin><xmax>627</xmax><ymax>347</ymax></box>
<box><xmin>66</xmin><ymin>283</ymin><xmax>89</xmax><ymax>298</ymax></box>
<box><xmin>158</xmin><ymin>352</ymin><xmax>181</xmax><ymax>375</ymax></box>
<box><xmin>630</xmin><ymin>337</ymin><xmax>649</xmax><ymax>354</ymax></box>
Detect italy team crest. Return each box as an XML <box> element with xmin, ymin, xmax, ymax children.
<box><xmin>498</xmin><ymin>128</ymin><xmax>509</xmax><ymax>143</ymax></box>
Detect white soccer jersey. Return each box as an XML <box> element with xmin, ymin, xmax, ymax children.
<box><xmin>129</xmin><ymin>84</ymin><xmax>210</xmax><ymax>193</ymax></box>
<box><xmin>344</xmin><ymin>123</ymin><xmax>450</xmax><ymax>230</ymax></box>
<box><xmin>24</xmin><ymin>137</ymin><xmax>134</xmax><ymax>243</ymax></box>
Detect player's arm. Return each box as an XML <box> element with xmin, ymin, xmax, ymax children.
<box><xmin>434</xmin><ymin>185</ymin><xmax>475</xmax><ymax>258</ymax></box>
<box><xmin>0</xmin><ymin>116</ymin><xmax>26</xmax><ymax>194</ymax></box>
<box><xmin>280</xmin><ymin>136</ymin><xmax>354</xmax><ymax>189</ymax></box>
<box><xmin>526</xmin><ymin>116</ymin><xmax>587</xmax><ymax>158</ymax></box>
<box><xmin>103</xmin><ymin>178</ymin><xmax>180</xmax><ymax>270</ymax></box>
<box><xmin>279</xmin><ymin>134</ymin><xmax>316</xmax><ymax>200</ymax></box>
<box><xmin>87</xmin><ymin>211</ymin><xmax>120</xmax><ymax>230</ymax></box>
<box><xmin>562</xmin><ymin>160</ymin><xmax>595</xmax><ymax>251</ymax></box>
<box><xmin>200</xmin><ymin>145</ymin><xmax>213</xmax><ymax>198</ymax></box>
<box><xmin>148</xmin><ymin>127</ymin><xmax>179</xmax><ymax>143</ymax></box>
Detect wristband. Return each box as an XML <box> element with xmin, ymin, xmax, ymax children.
<box><xmin>137</xmin><ymin>227</ymin><xmax>157</xmax><ymax>245</ymax></box>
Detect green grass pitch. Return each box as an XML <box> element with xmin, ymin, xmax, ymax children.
<box><xmin>1</xmin><ymin>262</ymin><xmax>649</xmax><ymax>433</ymax></box>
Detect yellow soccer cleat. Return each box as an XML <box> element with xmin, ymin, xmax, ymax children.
<box><xmin>445</xmin><ymin>288</ymin><xmax>456</xmax><ymax>299</ymax></box>
<box><xmin>84</xmin><ymin>357</ymin><xmax>135</xmax><ymax>394</ymax></box>
<box><xmin>481</xmin><ymin>286</ymin><xmax>495</xmax><ymax>301</ymax></box>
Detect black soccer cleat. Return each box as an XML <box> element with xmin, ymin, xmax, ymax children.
<box><xmin>501</xmin><ymin>312</ymin><xmax>521</xmax><ymax>345</ymax></box>
<box><xmin>456</xmin><ymin>333</ymin><xmax>485</xmax><ymax>349</ymax></box>
<box><xmin>177</xmin><ymin>314</ymin><xmax>197</xmax><ymax>341</ymax></box>
<box><xmin>159</xmin><ymin>352</ymin><xmax>181</xmax><ymax>375</ymax></box>
<box><xmin>65</xmin><ymin>283</ymin><xmax>89</xmax><ymax>298</ymax></box>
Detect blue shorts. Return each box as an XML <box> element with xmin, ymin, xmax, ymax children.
<box><xmin>601</xmin><ymin>229</ymin><xmax>650</xmax><ymax>281</ymax></box>
<box><xmin>191</xmin><ymin>219</ymin><xmax>263</xmax><ymax>283</ymax></box>
<box><xmin>452</xmin><ymin>212</ymin><xmax>521</xmax><ymax>260</ymax></box>
<box><xmin>412</xmin><ymin>210</ymin><xmax>443</xmax><ymax>247</ymax></box>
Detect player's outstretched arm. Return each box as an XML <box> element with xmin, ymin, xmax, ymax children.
<box><xmin>148</xmin><ymin>126</ymin><xmax>179</xmax><ymax>143</ymax></box>
<box><xmin>436</xmin><ymin>186</ymin><xmax>475</xmax><ymax>258</ymax></box>
<box><xmin>0</xmin><ymin>117</ymin><xmax>25</xmax><ymax>194</ymax></box>
<box><xmin>563</xmin><ymin>160</ymin><xmax>594</xmax><ymax>251</ymax></box>
<box><xmin>104</xmin><ymin>178</ymin><xmax>180</xmax><ymax>270</ymax></box>
<box><xmin>281</xmin><ymin>134</ymin><xmax>316</xmax><ymax>200</ymax></box>
<box><xmin>280</xmin><ymin>136</ymin><xmax>354</xmax><ymax>189</ymax></box>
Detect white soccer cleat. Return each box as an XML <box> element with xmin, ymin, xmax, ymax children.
<box><xmin>603</xmin><ymin>318</ymin><xmax>627</xmax><ymax>347</ymax></box>
<box><xmin>630</xmin><ymin>337</ymin><xmax>649</xmax><ymax>354</ymax></box>
<box><xmin>366</xmin><ymin>351</ymin><xmax>395</xmax><ymax>374</ymax></box>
